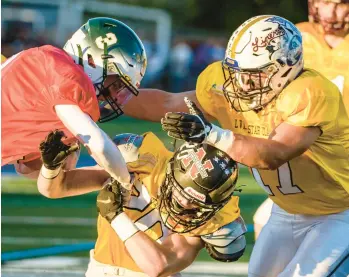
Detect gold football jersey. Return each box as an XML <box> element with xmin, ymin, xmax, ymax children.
<box><xmin>1</xmin><ymin>55</ymin><xmax>6</xmax><ymax>63</ymax></box>
<box><xmin>197</xmin><ymin>61</ymin><xmax>349</xmax><ymax>215</ymax></box>
<box><xmin>297</xmin><ymin>22</ymin><xmax>349</xmax><ymax>115</ymax></box>
<box><xmin>93</xmin><ymin>132</ymin><xmax>240</xmax><ymax>271</ymax></box>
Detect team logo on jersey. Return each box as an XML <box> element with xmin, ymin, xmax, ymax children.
<box><xmin>180</xmin><ymin>148</ymin><xmax>214</xmax><ymax>179</ymax></box>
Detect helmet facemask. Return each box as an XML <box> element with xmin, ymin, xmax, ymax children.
<box><xmin>223</xmin><ymin>16</ymin><xmax>304</xmax><ymax>113</ymax></box>
<box><xmin>222</xmin><ymin>60</ymin><xmax>279</xmax><ymax>112</ymax></box>
<box><xmin>158</xmin><ymin>161</ymin><xmax>227</xmax><ymax>233</ymax></box>
<box><xmin>158</xmin><ymin>143</ymin><xmax>238</xmax><ymax>234</ymax></box>
<box><xmin>95</xmin><ymin>49</ymin><xmax>140</xmax><ymax>123</ymax></box>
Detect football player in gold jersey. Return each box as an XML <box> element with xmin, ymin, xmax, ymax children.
<box><xmin>125</xmin><ymin>15</ymin><xmax>349</xmax><ymax>277</ymax></box>
<box><xmin>301</xmin><ymin>0</ymin><xmax>349</xmax><ymax>109</ymax></box>
<box><xmin>253</xmin><ymin>0</ymin><xmax>349</xmax><ymax>243</ymax></box>
<box><xmin>1</xmin><ymin>54</ymin><xmax>6</xmax><ymax>63</ymax></box>
<box><xmin>37</xmin><ymin>131</ymin><xmax>246</xmax><ymax>277</ymax></box>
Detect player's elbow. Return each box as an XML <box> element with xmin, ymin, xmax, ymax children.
<box><xmin>37</xmin><ymin>184</ymin><xmax>63</xmax><ymax>199</ymax></box>
<box><xmin>37</xmin><ymin>179</ymin><xmax>67</xmax><ymax>199</ymax></box>
<box><xmin>264</xmin><ymin>159</ymin><xmax>283</xmax><ymax>170</ymax></box>
<box><xmin>144</xmin><ymin>268</ymin><xmax>164</xmax><ymax>277</ymax></box>
<box><xmin>144</xmin><ymin>260</ymin><xmax>168</xmax><ymax>277</ymax></box>
<box><xmin>262</xmin><ymin>153</ymin><xmax>290</xmax><ymax>170</ymax></box>
<box><xmin>141</xmin><ymin>255</ymin><xmax>172</xmax><ymax>277</ymax></box>
<box><xmin>37</xmin><ymin>186</ymin><xmax>59</xmax><ymax>199</ymax></box>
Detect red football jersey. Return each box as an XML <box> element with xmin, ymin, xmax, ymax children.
<box><xmin>1</xmin><ymin>45</ymin><xmax>100</xmax><ymax>165</ymax></box>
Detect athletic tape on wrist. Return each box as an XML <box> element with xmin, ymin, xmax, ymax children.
<box><xmin>206</xmin><ymin>124</ymin><xmax>235</xmax><ymax>153</ymax></box>
<box><xmin>40</xmin><ymin>165</ymin><xmax>62</xmax><ymax>179</ymax></box>
<box><xmin>111</xmin><ymin>212</ymin><xmax>139</xmax><ymax>242</ymax></box>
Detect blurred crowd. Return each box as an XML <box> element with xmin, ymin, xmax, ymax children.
<box><xmin>1</xmin><ymin>20</ymin><xmax>56</xmax><ymax>59</ymax></box>
<box><xmin>167</xmin><ymin>36</ymin><xmax>226</xmax><ymax>92</ymax></box>
<box><xmin>1</xmin><ymin>19</ymin><xmax>226</xmax><ymax>93</ymax></box>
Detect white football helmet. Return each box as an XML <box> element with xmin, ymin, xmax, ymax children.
<box><xmin>64</xmin><ymin>17</ymin><xmax>147</xmax><ymax>122</ymax></box>
<box><xmin>222</xmin><ymin>15</ymin><xmax>304</xmax><ymax>112</ymax></box>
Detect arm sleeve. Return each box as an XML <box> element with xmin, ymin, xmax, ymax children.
<box><xmin>280</xmin><ymin>76</ymin><xmax>339</xmax><ymax>133</ymax></box>
<box><xmin>45</xmin><ymin>48</ymin><xmax>100</xmax><ymax>122</ymax></box>
<box><xmin>55</xmin><ymin>105</ymin><xmax>130</xmax><ymax>185</ymax></box>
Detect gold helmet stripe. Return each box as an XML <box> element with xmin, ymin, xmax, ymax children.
<box><xmin>229</xmin><ymin>15</ymin><xmax>270</xmax><ymax>59</ymax></box>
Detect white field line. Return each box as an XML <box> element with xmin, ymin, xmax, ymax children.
<box><xmin>2</xmin><ymin>216</ymin><xmax>96</xmax><ymax>226</ymax></box>
<box><xmin>2</xmin><ymin>237</ymin><xmax>92</xmax><ymax>245</ymax></box>
<box><xmin>2</xmin><ymin>256</ymin><xmax>249</xmax><ymax>275</ymax></box>
<box><xmin>183</xmin><ymin>261</ymin><xmax>248</xmax><ymax>275</ymax></box>
<box><xmin>1</xmin><ymin>267</ymin><xmax>84</xmax><ymax>275</ymax></box>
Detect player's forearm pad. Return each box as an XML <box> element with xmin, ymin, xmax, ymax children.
<box><xmin>111</xmin><ymin>212</ymin><xmax>140</xmax><ymax>242</ymax></box>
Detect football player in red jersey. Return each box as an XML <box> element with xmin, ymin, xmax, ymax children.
<box><xmin>1</xmin><ymin>17</ymin><xmax>147</xmax><ymax>196</ymax></box>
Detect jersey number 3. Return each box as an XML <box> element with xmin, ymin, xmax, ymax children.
<box><xmin>252</xmin><ymin>162</ymin><xmax>303</xmax><ymax>195</ymax></box>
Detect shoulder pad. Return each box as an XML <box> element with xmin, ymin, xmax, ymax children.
<box><xmin>112</xmin><ymin>133</ymin><xmax>143</xmax><ymax>163</ymax></box>
<box><xmin>201</xmin><ymin>216</ymin><xmax>247</xmax><ymax>262</ymax></box>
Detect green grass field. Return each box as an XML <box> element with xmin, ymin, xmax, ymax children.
<box><xmin>1</xmin><ymin>116</ymin><xmax>267</xmax><ymax>264</ymax></box>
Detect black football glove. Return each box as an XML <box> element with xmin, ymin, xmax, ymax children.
<box><xmin>161</xmin><ymin>97</ymin><xmax>212</xmax><ymax>143</ymax></box>
<box><xmin>39</xmin><ymin>130</ymin><xmax>79</xmax><ymax>170</ymax></box>
<box><xmin>97</xmin><ymin>178</ymin><xmax>126</xmax><ymax>223</ymax></box>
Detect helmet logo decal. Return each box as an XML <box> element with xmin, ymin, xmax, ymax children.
<box><xmin>225</xmin><ymin>57</ymin><xmax>240</xmax><ymax>69</ymax></box>
<box><xmin>252</xmin><ymin>27</ymin><xmax>285</xmax><ymax>53</ymax></box>
<box><xmin>95</xmin><ymin>33</ymin><xmax>117</xmax><ymax>49</ymax></box>
<box><xmin>184</xmin><ymin>187</ymin><xmax>206</xmax><ymax>202</ymax></box>
<box><xmin>180</xmin><ymin>148</ymin><xmax>214</xmax><ymax>179</ymax></box>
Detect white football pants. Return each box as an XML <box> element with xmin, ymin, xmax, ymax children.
<box><xmin>248</xmin><ymin>204</ymin><xmax>349</xmax><ymax>277</ymax></box>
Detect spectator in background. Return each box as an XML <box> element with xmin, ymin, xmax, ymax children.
<box><xmin>192</xmin><ymin>36</ymin><xmax>225</xmax><ymax>78</ymax></box>
<box><xmin>169</xmin><ymin>38</ymin><xmax>194</xmax><ymax>92</ymax></box>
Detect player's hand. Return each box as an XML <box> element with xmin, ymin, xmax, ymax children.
<box><xmin>161</xmin><ymin>97</ymin><xmax>212</xmax><ymax>143</ymax></box>
<box><xmin>39</xmin><ymin>130</ymin><xmax>79</xmax><ymax>170</ymax></box>
<box><xmin>97</xmin><ymin>178</ymin><xmax>126</xmax><ymax>223</ymax></box>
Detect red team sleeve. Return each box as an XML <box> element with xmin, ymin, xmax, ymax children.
<box><xmin>1</xmin><ymin>46</ymin><xmax>100</xmax><ymax>164</ymax></box>
<box><xmin>44</xmin><ymin>46</ymin><xmax>100</xmax><ymax>122</ymax></box>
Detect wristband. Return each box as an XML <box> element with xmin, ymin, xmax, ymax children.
<box><xmin>206</xmin><ymin>124</ymin><xmax>235</xmax><ymax>153</ymax></box>
<box><xmin>119</xmin><ymin>173</ymin><xmax>135</xmax><ymax>191</ymax></box>
<box><xmin>111</xmin><ymin>212</ymin><xmax>139</xmax><ymax>242</ymax></box>
<box><xmin>119</xmin><ymin>181</ymin><xmax>133</xmax><ymax>191</ymax></box>
<box><xmin>40</xmin><ymin>165</ymin><xmax>62</xmax><ymax>179</ymax></box>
